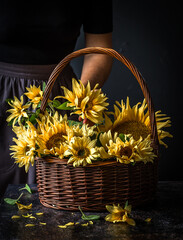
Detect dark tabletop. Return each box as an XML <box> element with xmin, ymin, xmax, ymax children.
<box><xmin>0</xmin><ymin>182</ymin><xmax>183</xmax><ymax>240</ymax></box>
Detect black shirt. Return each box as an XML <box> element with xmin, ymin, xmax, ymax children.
<box><xmin>0</xmin><ymin>1</ymin><xmax>113</xmax><ymax>64</ymax></box>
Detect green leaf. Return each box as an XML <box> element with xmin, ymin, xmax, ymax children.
<box><xmin>53</xmin><ymin>101</ymin><xmax>73</xmax><ymax>110</ymax></box>
<box><xmin>36</xmin><ymin>101</ymin><xmax>42</xmax><ymax>108</ymax></box>
<box><xmin>78</xmin><ymin>206</ymin><xmax>100</xmax><ymax>221</ymax></box>
<box><xmin>6</xmin><ymin>98</ymin><xmax>13</xmax><ymax>104</ymax></box>
<box><xmin>7</xmin><ymin>118</ymin><xmax>16</xmax><ymax>126</ymax></box>
<box><xmin>119</xmin><ymin>133</ymin><xmax>125</xmax><ymax>142</ymax></box>
<box><xmin>52</xmin><ymin>99</ymin><xmax>61</xmax><ymax>108</ymax></box>
<box><xmin>19</xmin><ymin>184</ymin><xmax>32</xmax><ymax>194</ymax></box>
<box><xmin>29</xmin><ymin>113</ymin><xmax>37</xmax><ymax>125</ymax></box>
<box><xmin>4</xmin><ymin>193</ymin><xmax>23</xmax><ymax>205</ymax></box>
<box><xmin>36</xmin><ymin>108</ymin><xmax>41</xmax><ymax>115</ymax></box>
<box><xmin>125</xmin><ymin>200</ymin><xmax>129</xmax><ymax>209</ymax></box>
<box><xmin>42</xmin><ymin>81</ymin><xmax>47</xmax><ymax>92</ymax></box>
<box><xmin>67</xmin><ymin>120</ymin><xmax>82</xmax><ymax>127</ymax></box>
<box><xmin>96</xmin><ymin>132</ymin><xmax>103</xmax><ymax>147</ymax></box>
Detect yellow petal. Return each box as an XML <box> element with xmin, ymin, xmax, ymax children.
<box><xmin>145</xmin><ymin>218</ymin><xmax>152</xmax><ymax>223</ymax></box>
<box><xmin>58</xmin><ymin>225</ymin><xmax>67</xmax><ymax>228</ymax></box>
<box><xmin>36</xmin><ymin>212</ymin><xmax>44</xmax><ymax>216</ymax></box>
<box><xmin>25</xmin><ymin>224</ymin><xmax>35</xmax><ymax>227</ymax></box>
<box><xmin>105</xmin><ymin>213</ymin><xmax>123</xmax><ymax>222</ymax></box>
<box><xmin>11</xmin><ymin>215</ymin><xmax>21</xmax><ymax>219</ymax></box>
<box><xmin>16</xmin><ymin>202</ymin><xmax>32</xmax><ymax>210</ymax></box>
<box><xmin>81</xmin><ymin>223</ymin><xmax>89</xmax><ymax>227</ymax></box>
<box><xmin>22</xmin><ymin>214</ymin><xmax>32</xmax><ymax>218</ymax></box>
<box><xmin>39</xmin><ymin>222</ymin><xmax>46</xmax><ymax>225</ymax></box>
<box><xmin>126</xmin><ymin>217</ymin><xmax>136</xmax><ymax>226</ymax></box>
<box><xmin>106</xmin><ymin>204</ymin><xmax>124</xmax><ymax>214</ymax></box>
<box><xmin>65</xmin><ymin>222</ymin><xmax>75</xmax><ymax>226</ymax></box>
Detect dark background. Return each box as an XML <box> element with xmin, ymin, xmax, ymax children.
<box><xmin>71</xmin><ymin>0</ymin><xmax>183</xmax><ymax>180</ymax></box>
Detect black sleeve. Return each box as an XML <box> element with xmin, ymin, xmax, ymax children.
<box><xmin>83</xmin><ymin>0</ymin><xmax>113</xmax><ymax>34</ymax></box>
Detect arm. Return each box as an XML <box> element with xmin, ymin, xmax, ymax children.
<box><xmin>81</xmin><ymin>32</ymin><xmax>113</xmax><ymax>89</ymax></box>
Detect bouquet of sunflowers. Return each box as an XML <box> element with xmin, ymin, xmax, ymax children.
<box><xmin>7</xmin><ymin>78</ymin><xmax>172</xmax><ymax>173</ymax></box>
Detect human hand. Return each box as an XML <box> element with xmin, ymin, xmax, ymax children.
<box><xmin>78</xmin><ymin>116</ymin><xmax>94</xmax><ymax>126</ymax></box>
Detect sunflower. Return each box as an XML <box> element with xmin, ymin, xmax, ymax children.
<box><xmin>101</xmin><ymin>97</ymin><xmax>172</xmax><ymax>147</ymax></box>
<box><xmin>6</xmin><ymin>96</ymin><xmax>31</xmax><ymax>126</ymax></box>
<box><xmin>134</xmin><ymin>136</ymin><xmax>157</xmax><ymax>163</ymax></box>
<box><xmin>107</xmin><ymin>135</ymin><xmax>156</xmax><ymax>164</ymax></box>
<box><xmin>61</xmin><ymin>78</ymin><xmax>90</xmax><ymax>108</ymax></box>
<box><xmin>79</xmin><ymin>87</ymin><xmax>109</xmax><ymax>124</ymax></box>
<box><xmin>66</xmin><ymin>123</ymin><xmax>97</xmax><ymax>142</ymax></box>
<box><xmin>97</xmin><ymin>130</ymin><xmax>118</xmax><ymax>159</ymax></box>
<box><xmin>61</xmin><ymin>78</ymin><xmax>109</xmax><ymax>124</ymax></box>
<box><xmin>64</xmin><ymin>136</ymin><xmax>99</xmax><ymax>167</ymax></box>
<box><xmin>36</xmin><ymin>112</ymin><xmax>69</xmax><ymax>156</ymax></box>
<box><xmin>105</xmin><ymin>203</ymin><xmax>136</xmax><ymax>226</ymax></box>
<box><xmin>24</xmin><ymin>85</ymin><xmax>43</xmax><ymax>109</ymax></box>
<box><xmin>10</xmin><ymin>122</ymin><xmax>37</xmax><ymax>172</ymax></box>
<box><xmin>54</xmin><ymin>143</ymin><xmax>68</xmax><ymax>159</ymax></box>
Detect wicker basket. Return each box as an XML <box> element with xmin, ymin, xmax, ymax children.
<box><xmin>36</xmin><ymin>47</ymin><xmax>159</xmax><ymax>211</ymax></box>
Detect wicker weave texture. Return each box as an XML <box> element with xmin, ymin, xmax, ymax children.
<box><xmin>36</xmin><ymin>158</ymin><xmax>158</xmax><ymax>211</ymax></box>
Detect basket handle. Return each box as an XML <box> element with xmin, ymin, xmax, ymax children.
<box><xmin>40</xmin><ymin>47</ymin><xmax>159</xmax><ymax>150</ymax></box>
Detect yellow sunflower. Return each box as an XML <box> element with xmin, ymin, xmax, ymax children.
<box><xmin>24</xmin><ymin>85</ymin><xmax>43</xmax><ymax>109</ymax></box>
<box><xmin>36</xmin><ymin>112</ymin><xmax>69</xmax><ymax>156</ymax></box>
<box><xmin>107</xmin><ymin>135</ymin><xmax>156</xmax><ymax>164</ymax></box>
<box><xmin>66</xmin><ymin>124</ymin><xmax>97</xmax><ymax>142</ymax></box>
<box><xmin>61</xmin><ymin>78</ymin><xmax>91</xmax><ymax>108</ymax></box>
<box><xmin>105</xmin><ymin>203</ymin><xmax>136</xmax><ymax>226</ymax></box>
<box><xmin>79</xmin><ymin>87</ymin><xmax>109</xmax><ymax>124</ymax></box>
<box><xmin>101</xmin><ymin>97</ymin><xmax>172</xmax><ymax>148</ymax></box>
<box><xmin>135</xmin><ymin>136</ymin><xmax>157</xmax><ymax>163</ymax></box>
<box><xmin>64</xmin><ymin>136</ymin><xmax>99</xmax><ymax>167</ymax></box>
<box><xmin>10</xmin><ymin>122</ymin><xmax>37</xmax><ymax>172</ymax></box>
<box><xmin>54</xmin><ymin>143</ymin><xmax>68</xmax><ymax>159</ymax></box>
<box><xmin>61</xmin><ymin>78</ymin><xmax>109</xmax><ymax>124</ymax></box>
<box><xmin>6</xmin><ymin>96</ymin><xmax>31</xmax><ymax>126</ymax></box>
<box><xmin>98</xmin><ymin>130</ymin><xmax>118</xmax><ymax>159</ymax></box>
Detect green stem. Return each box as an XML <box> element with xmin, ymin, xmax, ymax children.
<box><xmin>78</xmin><ymin>206</ymin><xmax>86</xmax><ymax>217</ymax></box>
<box><xmin>17</xmin><ymin>193</ymin><xmax>23</xmax><ymax>202</ymax></box>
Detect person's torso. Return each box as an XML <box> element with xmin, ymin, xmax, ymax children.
<box><xmin>0</xmin><ymin>1</ymin><xmax>83</xmax><ymax>64</ymax></box>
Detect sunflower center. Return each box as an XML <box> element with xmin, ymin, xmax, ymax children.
<box><xmin>78</xmin><ymin>148</ymin><xmax>90</xmax><ymax>157</ymax></box>
<box><xmin>24</xmin><ymin>145</ymin><xmax>30</xmax><ymax>155</ymax></box>
<box><xmin>113</xmin><ymin>121</ymin><xmax>151</xmax><ymax>140</ymax></box>
<box><xmin>46</xmin><ymin>133</ymin><xmax>64</xmax><ymax>149</ymax></box>
<box><xmin>85</xmin><ymin>101</ymin><xmax>93</xmax><ymax>110</ymax></box>
<box><xmin>119</xmin><ymin>146</ymin><xmax>132</xmax><ymax>158</ymax></box>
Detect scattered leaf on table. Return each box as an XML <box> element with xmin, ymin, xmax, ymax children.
<box><xmin>19</xmin><ymin>184</ymin><xmax>32</xmax><ymax>194</ymax></box>
<box><xmin>78</xmin><ymin>206</ymin><xmax>100</xmax><ymax>220</ymax></box>
<box><xmin>4</xmin><ymin>193</ymin><xmax>23</xmax><ymax>205</ymax></box>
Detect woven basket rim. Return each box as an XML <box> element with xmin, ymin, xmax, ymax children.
<box><xmin>35</xmin><ymin>156</ymin><xmax>156</xmax><ymax>168</ymax></box>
